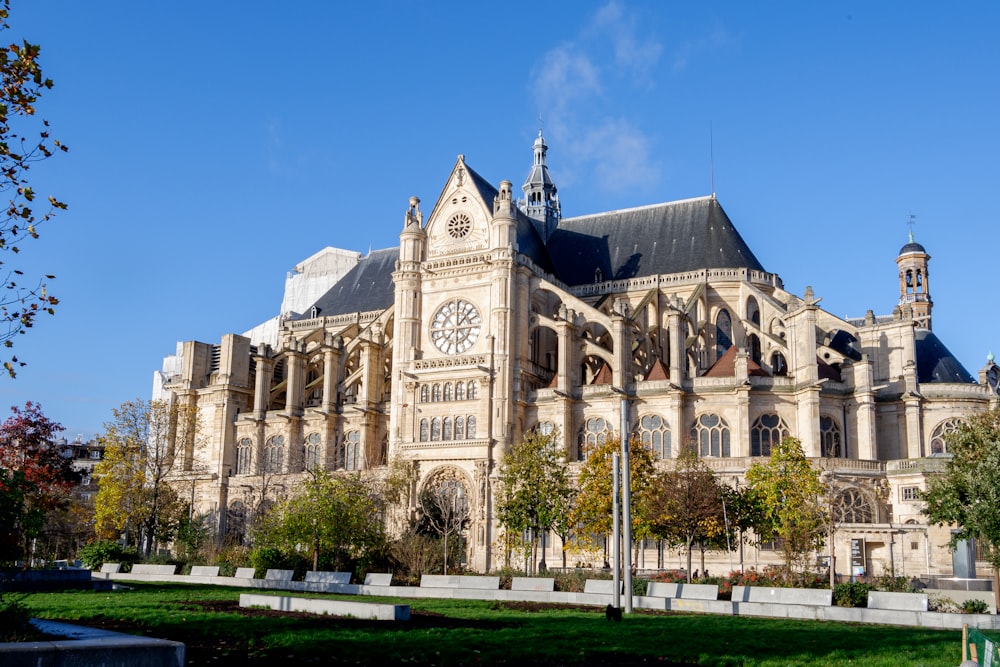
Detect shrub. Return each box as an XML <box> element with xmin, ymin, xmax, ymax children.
<box><xmin>215</xmin><ymin>544</ymin><xmax>250</xmax><ymax>577</ymax></box>
<box><xmin>833</xmin><ymin>582</ymin><xmax>873</xmax><ymax>607</ymax></box>
<box><xmin>928</xmin><ymin>594</ymin><xmax>958</xmax><ymax>613</ymax></box>
<box><xmin>77</xmin><ymin>541</ymin><xmax>138</xmax><ymax>570</ymax></box>
<box><xmin>552</xmin><ymin>569</ymin><xmax>595</xmax><ymax>593</ymax></box>
<box><xmin>0</xmin><ymin>592</ymin><xmax>32</xmax><ymax>642</ymax></box>
<box><xmin>960</xmin><ymin>598</ymin><xmax>990</xmax><ymax>615</ymax></box>
<box><xmin>248</xmin><ymin>546</ymin><xmax>283</xmax><ymax>578</ymax></box>
<box><xmin>872</xmin><ymin>573</ymin><xmax>915</xmax><ymax>593</ymax></box>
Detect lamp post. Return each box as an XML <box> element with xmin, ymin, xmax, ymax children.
<box><xmin>611</xmin><ymin>386</ymin><xmax>633</xmax><ymax>613</ymax></box>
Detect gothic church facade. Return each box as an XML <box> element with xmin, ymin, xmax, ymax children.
<box><xmin>157</xmin><ymin>132</ymin><xmax>993</xmax><ymax>577</ymax></box>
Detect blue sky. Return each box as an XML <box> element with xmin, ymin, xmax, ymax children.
<box><xmin>0</xmin><ymin>1</ymin><xmax>997</xmax><ymax>437</ymax></box>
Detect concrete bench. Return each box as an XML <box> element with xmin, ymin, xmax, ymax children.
<box><xmin>646</xmin><ymin>581</ymin><xmax>719</xmax><ymax>600</ymax></box>
<box><xmin>264</xmin><ymin>569</ymin><xmax>295</xmax><ymax>582</ymax></box>
<box><xmin>583</xmin><ymin>579</ymin><xmax>618</xmax><ymax>595</ymax></box>
<box><xmin>731</xmin><ymin>586</ymin><xmax>832</xmax><ymax>606</ymax></box>
<box><xmin>420</xmin><ymin>575</ymin><xmax>500</xmax><ymax>590</ymax></box>
<box><xmin>304</xmin><ymin>571</ymin><xmax>351</xmax><ymax>584</ymax></box>
<box><xmin>189</xmin><ymin>565</ymin><xmax>220</xmax><ymax>577</ymax></box>
<box><xmin>364</xmin><ymin>573</ymin><xmax>393</xmax><ymax>586</ymax></box>
<box><xmin>234</xmin><ymin>567</ymin><xmax>257</xmax><ymax>579</ymax></box>
<box><xmin>99</xmin><ymin>562</ymin><xmax>122</xmax><ymax>574</ymax></box>
<box><xmin>868</xmin><ymin>591</ymin><xmax>928</xmax><ymax>611</ymax></box>
<box><xmin>131</xmin><ymin>564</ymin><xmax>178</xmax><ymax>576</ymax></box>
<box><xmin>239</xmin><ymin>593</ymin><xmax>409</xmax><ymax>621</ymax></box>
<box><xmin>512</xmin><ymin>577</ymin><xmax>555</xmax><ymax>592</ymax></box>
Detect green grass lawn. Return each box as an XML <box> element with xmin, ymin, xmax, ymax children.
<box><xmin>19</xmin><ymin>583</ymin><xmax>962</xmax><ymax>666</ymax></box>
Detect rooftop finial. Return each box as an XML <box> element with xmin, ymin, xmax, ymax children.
<box><xmin>907</xmin><ymin>212</ymin><xmax>917</xmax><ymax>242</ymax></box>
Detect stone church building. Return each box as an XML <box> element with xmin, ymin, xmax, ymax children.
<box><xmin>156</xmin><ymin>132</ymin><xmax>994</xmax><ymax>578</ymax></box>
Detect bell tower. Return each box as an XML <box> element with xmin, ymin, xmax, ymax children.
<box><xmin>896</xmin><ymin>231</ymin><xmax>932</xmax><ymax>329</ymax></box>
<box><xmin>519</xmin><ymin>129</ymin><xmax>561</xmax><ymax>242</ymax></box>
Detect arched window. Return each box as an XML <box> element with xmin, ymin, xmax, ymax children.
<box><xmin>455</xmin><ymin>416</ymin><xmax>465</xmax><ymax>440</ymax></box>
<box><xmin>771</xmin><ymin>352</ymin><xmax>788</xmax><ymax>376</ymax></box>
<box><xmin>419</xmin><ymin>418</ymin><xmax>429</xmax><ymax>442</ymax></box>
<box><xmin>420</xmin><ymin>385</ymin><xmax>429</xmax><ymax>403</ymax></box>
<box><xmin>432</xmin><ymin>384</ymin><xmax>442</xmax><ymax>402</ymax></box>
<box><xmin>748</xmin><ymin>334</ymin><xmax>762</xmax><ymax>365</ymax></box>
<box><xmin>905</xmin><ymin>270</ymin><xmax>914</xmax><ymax>293</ymax></box>
<box><xmin>343</xmin><ymin>431</ymin><xmax>360</xmax><ymax>470</ymax></box>
<box><xmin>692</xmin><ymin>414</ymin><xmax>731</xmax><ymax>457</ymax></box>
<box><xmin>930</xmin><ymin>418</ymin><xmax>964</xmax><ymax>455</ymax></box>
<box><xmin>455</xmin><ymin>381</ymin><xmax>466</xmax><ymax>401</ymax></box>
<box><xmin>746</xmin><ymin>296</ymin><xmax>761</xmax><ymax>326</ymax></box>
<box><xmin>431</xmin><ymin>418</ymin><xmax>442</xmax><ymax>441</ymax></box>
<box><xmin>443</xmin><ymin>417</ymin><xmax>453</xmax><ymax>440</ymax></box>
<box><xmin>263</xmin><ymin>435</ymin><xmax>284</xmax><ymax>473</ymax></box>
<box><xmin>467</xmin><ymin>380</ymin><xmax>478</xmax><ymax>400</ymax></box>
<box><xmin>467</xmin><ymin>415</ymin><xmax>477</xmax><ymax>439</ymax></box>
<box><xmin>235</xmin><ymin>437</ymin><xmax>253</xmax><ymax>475</ymax></box>
<box><xmin>578</xmin><ymin>416</ymin><xmax>611</xmax><ymax>461</ymax></box>
<box><xmin>443</xmin><ymin>382</ymin><xmax>454</xmax><ymax>401</ymax></box>
<box><xmin>638</xmin><ymin>414</ymin><xmax>670</xmax><ymax>459</ymax></box>
<box><xmin>304</xmin><ymin>432</ymin><xmax>322</xmax><ymax>469</ymax></box>
<box><xmin>820</xmin><ymin>416</ymin><xmax>843</xmax><ymax>457</ymax></box>
<box><xmin>916</xmin><ymin>270</ymin><xmax>924</xmax><ymax>292</ymax></box>
<box><xmin>715</xmin><ymin>309</ymin><xmax>733</xmax><ymax>359</ymax></box>
<box><xmin>751</xmin><ymin>414</ymin><xmax>789</xmax><ymax>457</ymax></box>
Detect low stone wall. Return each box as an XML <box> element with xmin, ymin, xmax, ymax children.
<box><xmin>0</xmin><ymin>619</ymin><xmax>184</xmax><ymax>667</ymax></box>
<box><xmin>645</xmin><ymin>582</ymin><xmax>718</xmax><ymax>600</ymax></box>
<box><xmin>868</xmin><ymin>591</ymin><xmax>928</xmax><ymax>611</ymax></box>
<box><xmin>304</xmin><ymin>571</ymin><xmax>352</xmax><ymax>584</ymax></box>
<box><xmin>239</xmin><ymin>593</ymin><xmax>408</xmax><ymax>621</ymax></box>
<box><xmin>420</xmin><ymin>575</ymin><xmax>500</xmax><ymax>590</ymax></box>
<box><xmin>731</xmin><ymin>585</ymin><xmax>832</xmax><ymax>606</ymax></box>
<box><xmin>131</xmin><ymin>564</ymin><xmax>178</xmax><ymax>576</ymax></box>
<box><xmin>512</xmin><ymin>577</ymin><xmax>555</xmax><ymax>592</ymax></box>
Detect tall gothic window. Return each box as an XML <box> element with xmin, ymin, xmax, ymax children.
<box><xmin>431</xmin><ymin>418</ymin><xmax>442</xmax><ymax>441</ymax></box>
<box><xmin>820</xmin><ymin>416</ymin><xmax>844</xmax><ymax>457</ymax></box>
<box><xmin>304</xmin><ymin>432</ymin><xmax>322</xmax><ymax>470</ymax></box>
<box><xmin>578</xmin><ymin>417</ymin><xmax>610</xmax><ymax>461</ymax></box>
<box><xmin>420</xmin><ymin>385</ymin><xmax>429</xmax><ymax>403</ymax></box>
<box><xmin>419</xmin><ymin>418</ymin><xmax>429</xmax><ymax>442</ymax></box>
<box><xmin>715</xmin><ymin>309</ymin><xmax>733</xmax><ymax>359</ymax></box>
<box><xmin>466</xmin><ymin>415</ymin><xmax>477</xmax><ymax>438</ymax></box>
<box><xmin>751</xmin><ymin>414</ymin><xmax>789</xmax><ymax>457</ymax></box>
<box><xmin>692</xmin><ymin>414</ymin><xmax>730</xmax><ymax>457</ymax></box>
<box><xmin>455</xmin><ymin>381</ymin><xmax>466</xmax><ymax>401</ymax></box>
<box><xmin>432</xmin><ymin>384</ymin><xmax>442</xmax><ymax>402</ymax></box>
<box><xmin>263</xmin><ymin>435</ymin><xmax>284</xmax><ymax>473</ymax></box>
<box><xmin>638</xmin><ymin>414</ymin><xmax>670</xmax><ymax>459</ymax></box>
<box><xmin>235</xmin><ymin>437</ymin><xmax>253</xmax><ymax>475</ymax></box>
<box><xmin>467</xmin><ymin>380</ymin><xmax>478</xmax><ymax>400</ymax></box>
<box><xmin>835</xmin><ymin>488</ymin><xmax>875</xmax><ymax>523</ymax></box>
<box><xmin>443</xmin><ymin>382</ymin><xmax>454</xmax><ymax>401</ymax></box>
<box><xmin>930</xmin><ymin>418</ymin><xmax>964</xmax><ymax>455</ymax></box>
<box><xmin>343</xmin><ymin>431</ymin><xmax>360</xmax><ymax>470</ymax></box>
<box><xmin>455</xmin><ymin>416</ymin><xmax>465</xmax><ymax>440</ymax></box>
<box><xmin>771</xmin><ymin>352</ymin><xmax>788</xmax><ymax>376</ymax></box>
<box><xmin>443</xmin><ymin>417</ymin><xmax>453</xmax><ymax>440</ymax></box>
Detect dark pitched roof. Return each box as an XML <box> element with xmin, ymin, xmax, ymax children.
<box><xmin>704</xmin><ymin>345</ymin><xmax>769</xmax><ymax>378</ymax></box>
<box><xmin>915</xmin><ymin>329</ymin><xmax>975</xmax><ymax>383</ymax></box>
<box><xmin>545</xmin><ymin>196</ymin><xmax>765</xmax><ymax>287</ymax></box>
<box><xmin>301</xmin><ymin>247</ymin><xmax>399</xmax><ymax>318</ymax></box>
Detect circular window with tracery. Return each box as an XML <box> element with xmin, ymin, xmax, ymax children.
<box><xmin>430</xmin><ymin>299</ymin><xmax>482</xmax><ymax>355</ymax></box>
<box><xmin>447</xmin><ymin>213</ymin><xmax>472</xmax><ymax>239</ymax></box>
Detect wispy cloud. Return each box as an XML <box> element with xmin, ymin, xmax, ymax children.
<box><xmin>528</xmin><ymin>1</ymin><xmax>663</xmax><ymax>194</ymax></box>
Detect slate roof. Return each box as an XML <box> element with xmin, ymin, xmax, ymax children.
<box><xmin>899</xmin><ymin>241</ymin><xmax>926</xmax><ymax>255</ymax></box>
<box><xmin>914</xmin><ymin>329</ymin><xmax>975</xmax><ymax>384</ymax></box>
<box><xmin>546</xmin><ymin>196</ymin><xmax>765</xmax><ymax>287</ymax></box>
<box><xmin>300</xmin><ymin>247</ymin><xmax>399</xmax><ymax>318</ymax></box>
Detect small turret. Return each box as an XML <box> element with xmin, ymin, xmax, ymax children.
<box><xmin>518</xmin><ymin>129</ymin><xmax>561</xmax><ymax>242</ymax></box>
<box><xmin>896</xmin><ymin>230</ymin><xmax>932</xmax><ymax>329</ymax></box>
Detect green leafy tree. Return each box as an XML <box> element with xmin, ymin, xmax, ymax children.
<box><xmin>922</xmin><ymin>408</ymin><xmax>1000</xmax><ymax>610</ymax></box>
<box><xmin>417</xmin><ymin>475</ymin><xmax>470</xmax><ymax>574</ymax></box>
<box><xmin>255</xmin><ymin>468</ymin><xmax>387</xmax><ymax>572</ymax></box>
<box><xmin>570</xmin><ymin>435</ymin><xmax>655</xmax><ymax>562</ymax></box>
<box><xmin>745</xmin><ymin>436</ymin><xmax>826</xmax><ymax>582</ymax></box>
<box><xmin>0</xmin><ymin>401</ymin><xmax>75</xmax><ymax>565</ymax></box>
<box><xmin>94</xmin><ymin>399</ymin><xmax>198</xmax><ymax>557</ymax></box>
<box><xmin>496</xmin><ymin>429</ymin><xmax>576</xmax><ymax>572</ymax></box>
<box><xmin>0</xmin><ymin>2</ymin><xmax>68</xmax><ymax>376</ymax></box>
<box><xmin>720</xmin><ymin>481</ymin><xmax>767</xmax><ymax>573</ymax></box>
<box><xmin>646</xmin><ymin>445</ymin><xmax>724</xmax><ymax>582</ymax></box>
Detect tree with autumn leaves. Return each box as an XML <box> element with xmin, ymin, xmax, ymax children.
<box><xmin>570</xmin><ymin>435</ymin><xmax>656</xmax><ymax>564</ymax></box>
<box><xmin>0</xmin><ymin>1</ymin><xmax>68</xmax><ymax>376</ymax></box>
<box><xmin>0</xmin><ymin>402</ymin><xmax>76</xmax><ymax>565</ymax></box>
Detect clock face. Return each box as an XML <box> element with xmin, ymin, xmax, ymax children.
<box><xmin>430</xmin><ymin>299</ymin><xmax>482</xmax><ymax>355</ymax></box>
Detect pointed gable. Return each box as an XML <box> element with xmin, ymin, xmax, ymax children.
<box><xmin>591</xmin><ymin>361</ymin><xmax>613</xmax><ymax>385</ymax></box>
<box><xmin>644</xmin><ymin>358</ymin><xmax>670</xmax><ymax>381</ymax></box>
<box><xmin>704</xmin><ymin>346</ymin><xmax>769</xmax><ymax>378</ymax></box>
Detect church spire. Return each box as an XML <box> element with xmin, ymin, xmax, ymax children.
<box><xmin>519</xmin><ymin>128</ymin><xmax>561</xmax><ymax>242</ymax></box>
